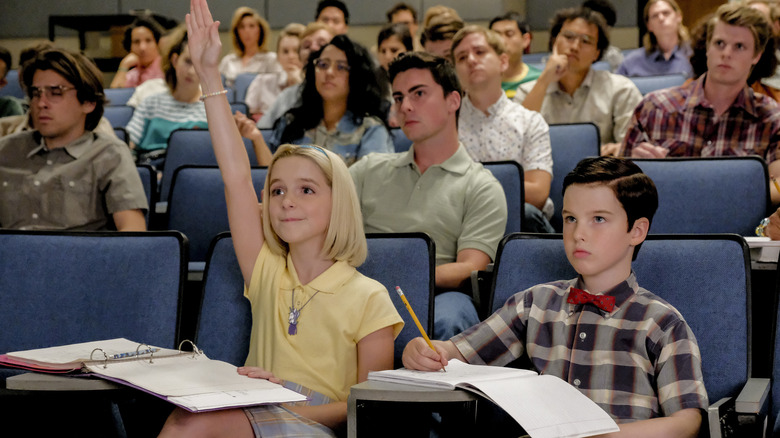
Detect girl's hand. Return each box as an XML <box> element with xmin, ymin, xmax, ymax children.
<box><xmin>186</xmin><ymin>0</ymin><xmax>223</xmax><ymax>87</ymax></box>
<box><xmin>237</xmin><ymin>366</ymin><xmax>282</xmax><ymax>384</ymax></box>
<box><xmin>118</xmin><ymin>52</ymin><xmax>140</xmax><ymax>71</ymax></box>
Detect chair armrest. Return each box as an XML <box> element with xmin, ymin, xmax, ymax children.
<box><xmin>735</xmin><ymin>377</ymin><xmax>770</xmax><ymax>414</ymax></box>
<box><xmin>707</xmin><ymin>378</ymin><xmax>771</xmax><ymax>438</ymax></box>
<box><xmin>470</xmin><ymin>264</ymin><xmax>494</xmax><ymax>320</ymax></box>
<box><xmin>707</xmin><ymin>397</ymin><xmax>733</xmax><ymax>438</ymax></box>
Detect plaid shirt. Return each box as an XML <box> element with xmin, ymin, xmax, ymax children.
<box><xmin>451</xmin><ymin>273</ymin><xmax>708</xmax><ymax>423</ymax></box>
<box><xmin>619</xmin><ymin>74</ymin><xmax>780</xmax><ymax>160</ymax></box>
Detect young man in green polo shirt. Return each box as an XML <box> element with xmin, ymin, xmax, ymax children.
<box><xmin>349</xmin><ymin>52</ymin><xmax>507</xmax><ymax>340</ymax></box>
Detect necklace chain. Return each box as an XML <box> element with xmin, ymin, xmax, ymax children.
<box><xmin>288</xmin><ymin>288</ymin><xmax>320</xmax><ymax>335</ymax></box>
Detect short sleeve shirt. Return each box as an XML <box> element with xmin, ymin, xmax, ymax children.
<box><xmin>218</xmin><ymin>52</ymin><xmax>281</xmax><ymax>87</ymax></box>
<box><xmin>515</xmin><ymin>69</ymin><xmax>643</xmax><ymax>145</ymax></box>
<box><xmin>0</xmin><ymin>131</ymin><xmax>148</xmax><ymax>230</ymax></box>
<box><xmin>349</xmin><ymin>144</ymin><xmax>508</xmax><ymax>265</ymax></box>
<box><xmin>244</xmin><ymin>243</ymin><xmax>403</xmax><ymax>402</ymax></box>
<box><xmin>451</xmin><ymin>274</ymin><xmax>709</xmax><ymax>422</ymax></box>
<box><xmin>616</xmin><ymin>45</ymin><xmax>693</xmax><ymax>78</ymax></box>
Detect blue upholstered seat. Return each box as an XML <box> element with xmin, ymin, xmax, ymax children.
<box><xmin>482</xmin><ymin>161</ymin><xmax>524</xmax><ymax>234</ymax></box>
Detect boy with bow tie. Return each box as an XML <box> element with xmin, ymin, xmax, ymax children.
<box><xmin>403</xmin><ymin>156</ymin><xmax>708</xmax><ymax>437</ymax></box>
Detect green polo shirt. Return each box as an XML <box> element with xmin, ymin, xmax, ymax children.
<box><xmin>350</xmin><ymin>144</ymin><xmax>507</xmax><ymax>265</ymax></box>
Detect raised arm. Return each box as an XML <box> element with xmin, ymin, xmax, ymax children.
<box><xmin>187</xmin><ymin>0</ymin><xmax>264</xmax><ymax>286</ymax></box>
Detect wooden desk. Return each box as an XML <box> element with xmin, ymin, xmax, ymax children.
<box><xmin>347</xmin><ymin>380</ymin><xmax>479</xmax><ymax>438</ymax></box>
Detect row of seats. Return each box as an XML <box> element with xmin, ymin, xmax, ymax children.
<box><xmin>2</xmin><ymin>229</ymin><xmax>776</xmax><ymax>435</ymax></box>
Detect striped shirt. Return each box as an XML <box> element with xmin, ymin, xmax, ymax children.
<box><xmin>619</xmin><ymin>74</ymin><xmax>780</xmax><ymax>160</ymax></box>
<box><xmin>451</xmin><ymin>273</ymin><xmax>708</xmax><ymax>423</ymax></box>
<box><xmin>125</xmin><ymin>92</ymin><xmax>208</xmax><ymax>152</ymax></box>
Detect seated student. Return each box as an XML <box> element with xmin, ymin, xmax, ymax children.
<box><xmin>265</xmin><ymin>35</ymin><xmax>393</xmax><ymax>165</ymax></box>
<box><xmin>125</xmin><ymin>29</ymin><xmax>208</xmax><ymax>161</ymax></box>
<box><xmin>111</xmin><ymin>17</ymin><xmax>165</xmax><ymax>89</ymax></box>
<box><xmin>159</xmin><ymin>2</ymin><xmax>402</xmax><ymax>435</ymax></box>
<box><xmin>617</xmin><ymin>0</ymin><xmax>692</xmax><ymax>78</ymax></box>
<box><xmin>244</xmin><ymin>23</ymin><xmax>305</xmax><ymax>120</ymax></box>
<box><xmin>218</xmin><ymin>7</ymin><xmax>280</xmax><ymax>88</ymax></box>
<box><xmin>403</xmin><ymin>156</ymin><xmax>707</xmax><ymax>437</ymax></box>
<box><xmin>0</xmin><ymin>47</ymin><xmax>25</xmax><ymax>117</ymax></box>
<box><xmin>581</xmin><ymin>0</ymin><xmax>624</xmax><ymax>72</ymax></box>
<box><xmin>386</xmin><ymin>2</ymin><xmax>422</xmax><ymax>51</ymax></box>
<box><xmin>0</xmin><ymin>48</ymin><xmax>147</xmax><ymax>231</ymax></box>
<box><xmin>514</xmin><ymin>7</ymin><xmax>642</xmax><ymax>156</ymax></box>
<box><xmin>377</xmin><ymin>23</ymin><xmax>414</xmax><ymax>73</ymax></box>
<box><xmin>489</xmin><ymin>12</ymin><xmax>541</xmax><ymax>99</ymax></box>
<box><xmin>256</xmin><ymin>22</ymin><xmax>335</xmax><ymax>129</ymax></box>
<box><xmin>450</xmin><ymin>26</ymin><xmax>554</xmax><ymax>233</ymax></box>
<box><xmin>420</xmin><ymin>13</ymin><xmax>465</xmax><ymax>59</ymax></box>
<box><xmin>315</xmin><ymin>0</ymin><xmax>349</xmax><ymax>35</ymax></box>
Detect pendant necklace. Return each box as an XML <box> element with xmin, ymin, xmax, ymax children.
<box><xmin>288</xmin><ymin>289</ymin><xmax>320</xmax><ymax>335</ymax></box>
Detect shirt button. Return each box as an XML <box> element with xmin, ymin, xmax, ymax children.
<box><xmin>579</xmin><ymin>332</ymin><xmax>587</xmax><ymax>340</ymax></box>
<box><xmin>2</xmin><ymin>181</ymin><xmax>7</xmax><ymax>187</ymax></box>
<box><xmin>573</xmin><ymin>379</ymin><xmax>581</xmax><ymax>387</ymax></box>
<box><xmin>69</xmin><ymin>181</ymin><xmax>75</xmax><ymax>187</ymax></box>
<box><xmin>32</xmin><ymin>213</ymin><xmax>39</xmax><ymax>219</ymax></box>
<box><xmin>46</xmin><ymin>160</ymin><xmax>53</xmax><ymax>165</ymax></box>
<box><xmin>33</xmin><ymin>180</ymin><xmax>40</xmax><ymax>186</ymax></box>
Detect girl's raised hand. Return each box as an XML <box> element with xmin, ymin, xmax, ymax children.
<box><xmin>186</xmin><ymin>0</ymin><xmax>222</xmax><ymax>87</ymax></box>
<box><xmin>237</xmin><ymin>366</ymin><xmax>282</xmax><ymax>384</ymax></box>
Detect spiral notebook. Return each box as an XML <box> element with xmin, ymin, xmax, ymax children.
<box><xmin>0</xmin><ymin>338</ymin><xmax>307</xmax><ymax>412</ymax></box>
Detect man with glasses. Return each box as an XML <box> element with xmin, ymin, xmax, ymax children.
<box><xmin>514</xmin><ymin>7</ymin><xmax>642</xmax><ymax>156</ymax></box>
<box><xmin>0</xmin><ymin>48</ymin><xmax>147</xmax><ymax>231</ymax></box>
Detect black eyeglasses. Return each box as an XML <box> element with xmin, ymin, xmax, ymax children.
<box><xmin>29</xmin><ymin>85</ymin><xmax>76</xmax><ymax>101</ymax></box>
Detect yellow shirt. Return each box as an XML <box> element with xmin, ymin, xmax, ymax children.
<box><xmin>245</xmin><ymin>243</ymin><xmax>403</xmax><ymax>401</ymax></box>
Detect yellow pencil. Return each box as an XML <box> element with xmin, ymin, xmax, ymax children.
<box><xmin>395</xmin><ymin>286</ymin><xmax>446</xmax><ymax>371</ymax></box>
<box><xmin>772</xmin><ymin>176</ymin><xmax>780</xmax><ymax>195</ymax></box>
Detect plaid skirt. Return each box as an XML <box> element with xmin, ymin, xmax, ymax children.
<box><xmin>243</xmin><ymin>380</ymin><xmax>337</xmax><ymax>438</ymax></box>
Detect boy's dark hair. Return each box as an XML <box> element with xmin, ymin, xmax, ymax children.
<box><xmin>122</xmin><ymin>17</ymin><xmax>163</xmax><ymax>52</ymax></box>
<box><xmin>489</xmin><ymin>11</ymin><xmax>531</xmax><ymax>35</ymax></box>
<box><xmin>378</xmin><ymin>23</ymin><xmax>414</xmax><ymax>52</ymax></box>
<box><xmin>388</xmin><ymin>51</ymin><xmax>463</xmax><ymax>114</ymax></box>
<box><xmin>582</xmin><ymin>0</ymin><xmax>617</xmax><ymax>27</ymax></box>
<box><xmin>22</xmin><ymin>48</ymin><xmax>105</xmax><ymax>132</ymax></box>
<box><xmin>386</xmin><ymin>2</ymin><xmax>417</xmax><ymax>22</ymax></box>
<box><xmin>549</xmin><ymin>7</ymin><xmax>610</xmax><ymax>61</ymax></box>
<box><xmin>0</xmin><ymin>47</ymin><xmax>11</xmax><ymax>78</ymax></box>
<box><xmin>563</xmin><ymin>157</ymin><xmax>658</xmax><ymax>260</ymax></box>
<box><xmin>316</xmin><ymin>0</ymin><xmax>350</xmax><ymax>24</ymax></box>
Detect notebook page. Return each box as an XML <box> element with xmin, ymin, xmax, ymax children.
<box><xmin>466</xmin><ymin>374</ymin><xmax>618</xmax><ymax>438</ymax></box>
<box><xmin>368</xmin><ymin>358</ymin><xmax>535</xmax><ymax>389</ymax></box>
<box><xmin>6</xmin><ymin>338</ymin><xmax>178</xmax><ymax>368</ymax></box>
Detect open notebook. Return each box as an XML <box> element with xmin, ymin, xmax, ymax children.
<box><xmin>368</xmin><ymin>359</ymin><xmax>619</xmax><ymax>438</ymax></box>
<box><xmin>0</xmin><ymin>338</ymin><xmax>306</xmax><ymax>412</ymax></box>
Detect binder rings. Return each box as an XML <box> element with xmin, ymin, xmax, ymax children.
<box><xmin>0</xmin><ymin>338</ymin><xmax>307</xmax><ymax>412</ymax></box>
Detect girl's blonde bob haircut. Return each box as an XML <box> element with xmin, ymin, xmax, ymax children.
<box><xmin>230</xmin><ymin>7</ymin><xmax>271</xmax><ymax>56</ymax></box>
<box><xmin>262</xmin><ymin>144</ymin><xmax>367</xmax><ymax>267</ymax></box>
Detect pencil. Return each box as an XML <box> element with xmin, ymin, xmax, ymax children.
<box><xmin>395</xmin><ymin>286</ymin><xmax>446</xmax><ymax>371</ymax></box>
<box><xmin>772</xmin><ymin>176</ymin><xmax>780</xmax><ymax>195</ymax></box>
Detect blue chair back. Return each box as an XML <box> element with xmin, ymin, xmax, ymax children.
<box><xmin>167</xmin><ymin>166</ymin><xmax>267</xmax><ymax>268</ymax></box>
<box><xmin>230</xmin><ymin>102</ymin><xmax>249</xmax><ymax>115</ymax></box>
<box><xmin>489</xmin><ymin>233</ymin><xmax>750</xmax><ymax>405</ymax></box>
<box><xmin>103</xmin><ymin>105</ymin><xmax>134</xmax><ymax>128</ymax></box>
<box><xmin>233</xmin><ymin>73</ymin><xmax>257</xmax><ymax>104</ymax></box>
<box><xmin>136</xmin><ymin>164</ymin><xmax>156</xmax><ymax>225</ymax></box>
<box><xmin>634</xmin><ymin>157</ymin><xmax>769</xmax><ymax>235</ymax></box>
<box><xmin>548</xmin><ymin>123</ymin><xmax>601</xmax><ymax>231</ymax></box>
<box><xmin>105</xmin><ymin>88</ymin><xmax>135</xmax><ymax>106</ymax></box>
<box><xmin>629</xmin><ymin>74</ymin><xmax>686</xmax><ymax>95</ymax></box>
<box><xmin>391</xmin><ymin>128</ymin><xmax>413</xmax><ymax>153</ymax></box>
<box><xmin>0</xmin><ymin>70</ymin><xmax>23</xmax><ymax>99</ymax></box>
<box><xmin>483</xmin><ymin>161</ymin><xmax>524</xmax><ymax>234</ymax></box>
<box><xmin>591</xmin><ymin>61</ymin><xmax>610</xmax><ymax>71</ymax></box>
<box><xmin>195</xmin><ymin>233</ymin><xmax>252</xmax><ymax>366</ymax></box>
<box><xmin>160</xmin><ymin>129</ymin><xmax>259</xmax><ymax>202</ymax></box>
<box><xmin>0</xmin><ymin>230</ymin><xmax>187</xmax><ymax>380</ymax></box>
<box><xmin>114</xmin><ymin>127</ymin><xmax>128</xmax><ymax>144</ymax></box>
<box><xmin>523</xmin><ymin>53</ymin><xmax>547</xmax><ymax>63</ymax></box>
<box><xmin>358</xmin><ymin>233</ymin><xmax>435</xmax><ymax>366</ymax></box>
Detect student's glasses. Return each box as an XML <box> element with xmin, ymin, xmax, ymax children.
<box><xmin>29</xmin><ymin>85</ymin><xmax>76</xmax><ymax>101</ymax></box>
<box><xmin>559</xmin><ymin>30</ymin><xmax>596</xmax><ymax>47</ymax></box>
<box><xmin>313</xmin><ymin>58</ymin><xmax>350</xmax><ymax>74</ymax></box>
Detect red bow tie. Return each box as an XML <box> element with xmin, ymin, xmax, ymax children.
<box><xmin>567</xmin><ymin>287</ymin><xmax>615</xmax><ymax>312</ymax></box>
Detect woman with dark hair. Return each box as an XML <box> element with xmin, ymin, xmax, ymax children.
<box><xmin>377</xmin><ymin>23</ymin><xmax>413</xmax><ymax>72</ymax></box>
<box><xmin>267</xmin><ymin>34</ymin><xmax>393</xmax><ymax>165</ymax></box>
<box><xmin>111</xmin><ymin>18</ymin><xmax>164</xmax><ymax>88</ymax></box>
<box><xmin>219</xmin><ymin>7</ymin><xmax>279</xmax><ymax>87</ymax></box>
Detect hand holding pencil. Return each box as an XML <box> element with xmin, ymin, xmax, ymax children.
<box><xmin>396</xmin><ymin>286</ymin><xmax>449</xmax><ymax>372</ymax></box>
